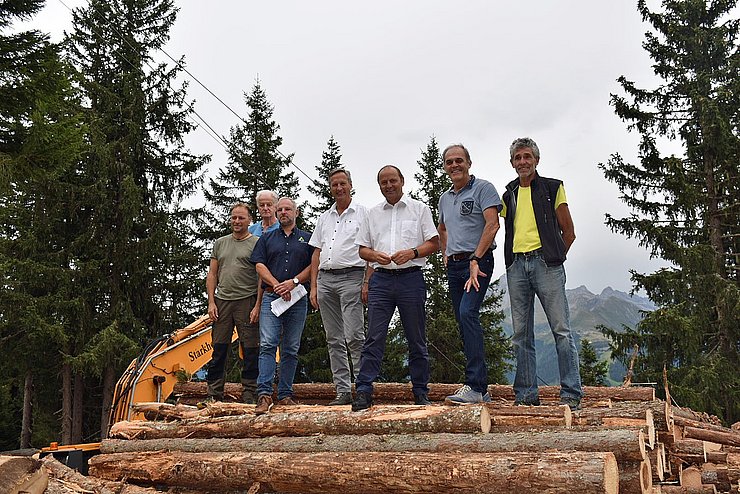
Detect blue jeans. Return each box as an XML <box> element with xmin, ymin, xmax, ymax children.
<box><xmin>256</xmin><ymin>292</ymin><xmax>307</xmax><ymax>399</ymax></box>
<box><xmin>507</xmin><ymin>254</ymin><xmax>582</xmax><ymax>402</ymax></box>
<box><xmin>447</xmin><ymin>251</ymin><xmax>494</xmax><ymax>393</ymax></box>
<box><xmin>356</xmin><ymin>269</ymin><xmax>430</xmax><ymax>396</ymax></box>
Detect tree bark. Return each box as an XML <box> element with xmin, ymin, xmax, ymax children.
<box><xmin>619</xmin><ymin>458</ymin><xmax>652</xmax><ymax>494</ymax></box>
<box><xmin>61</xmin><ymin>363</ymin><xmax>72</xmax><ymax>445</ymax></box>
<box><xmin>110</xmin><ymin>404</ymin><xmax>491</xmax><ymax>439</ymax></box>
<box><xmin>100</xmin><ymin>365</ymin><xmax>116</xmax><ymax>439</ymax></box>
<box><xmin>102</xmin><ymin>428</ymin><xmax>647</xmax><ymax>462</ymax></box>
<box><xmin>682</xmin><ymin>426</ymin><xmax>740</xmax><ymax>448</ymax></box>
<box><xmin>71</xmin><ymin>372</ymin><xmax>84</xmax><ymax>444</ymax></box>
<box><xmin>89</xmin><ymin>450</ymin><xmax>620</xmax><ymax>494</ymax></box>
<box><xmin>42</xmin><ymin>456</ymin><xmax>158</xmax><ymax>494</ymax></box>
<box><xmin>173</xmin><ymin>382</ymin><xmax>656</xmax><ymax>403</ymax></box>
<box><xmin>20</xmin><ymin>370</ymin><xmax>33</xmax><ymax>449</ymax></box>
<box><xmin>658</xmin><ymin>486</ymin><xmax>718</xmax><ymax>493</ymax></box>
<box><xmin>485</xmin><ymin>404</ymin><xmax>572</xmax><ymax>428</ymax></box>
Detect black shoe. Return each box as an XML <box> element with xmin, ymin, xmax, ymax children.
<box><xmin>414</xmin><ymin>393</ymin><xmax>431</xmax><ymax>406</ymax></box>
<box><xmin>514</xmin><ymin>398</ymin><xmax>541</xmax><ymax>406</ymax></box>
<box><xmin>328</xmin><ymin>392</ymin><xmax>352</xmax><ymax>406</ymax></box>
<box><xmin>351</xmin><ymin>391</ymin><xmax>372</xmax><ymax>412</ymax></box>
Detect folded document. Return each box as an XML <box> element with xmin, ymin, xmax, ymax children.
<box><xmin>270</xmin><ymin>284</ymin><xmax>308</xmax><ymax>316</ymax></box>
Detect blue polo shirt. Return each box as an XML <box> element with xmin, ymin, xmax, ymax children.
<box><xmin>438</xmin><ymin>175</ymin><xmax>502</xmax><ymax>255</ymax></box>
<box><xmin>250</xmin><ymin>226</ymin><xmax>314</xmax><ymax>288</ymax></box>
<box><xmin>248</xmin><ymin>221</ymin><xmax>280</xmax><ymax>236</ymax></box>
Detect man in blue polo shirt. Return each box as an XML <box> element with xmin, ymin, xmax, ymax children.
<box><xmin>438</xmin><ymin>144</ymin><xmax>503</xmax><ymax>405</ymax></box>
<box><xmin>250</xmin><ymin>197</ymin><xmax>314</xmax><ymax>415</ymax></box>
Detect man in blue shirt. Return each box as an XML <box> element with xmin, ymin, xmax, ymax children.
<box><xmin>250</xmin><ymin>197</ymin><xmax>314</xmax><ymax>415</ymax></box>
<box><xmin>437</xmin><ymin>144</ymin><xmax>503</xmax><ymax>405</ymax></box>
<box><xmin>248</xmin><ymin>189</ymin><xmax>280</xmax><ymax>236</ymax></box>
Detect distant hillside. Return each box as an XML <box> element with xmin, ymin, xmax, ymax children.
<box><xmin>496</xmin><ymin>277</ymin><xmax>655</xmax><ymax>386</ymax></box>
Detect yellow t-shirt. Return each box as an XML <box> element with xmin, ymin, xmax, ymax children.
<box><xmin>500</xmin><ymin>184</ymin><xmax>567</xmax><ymax>253</ymax></box>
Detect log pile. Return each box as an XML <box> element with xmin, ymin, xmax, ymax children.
<box><xmin>81</xmin><ymin>383</ymin><xmax>739</xmax><ymax>493</ymax></box>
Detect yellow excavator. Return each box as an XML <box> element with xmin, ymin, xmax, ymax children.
<box><xmin>41</xmin><ymin>314</ymin><xmax>267</xmax><ymax>472</ymax></box>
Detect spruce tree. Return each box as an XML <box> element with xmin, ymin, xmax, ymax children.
<box><xmin>0</xmin><ymin>0</ymin><xmax>88</xmax><ymax>448</ymax></box>
<box><xmin>202</xmin><ymin>81</ymin><xmax>299</xmax><ymax>238</ymax></box>
<box><xmin>66</xmin><ymin>0</ymin><xmax>208</xmax><ymax>437</ymax></box>
<box><xmin>599</xmin><ymin>0</ymin><xmax>739</xmax><ymax>423</ymax></box>
<box><xmin>304</xmin><ymin>135</ymin><xmax>343</xmax><ymax>226</ymax></box>
<box><xmin>579</xmin><ymin>339</ymin><xmax>608</xmax><ymax>386</ymax></box>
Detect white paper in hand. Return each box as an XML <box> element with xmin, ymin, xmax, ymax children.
<box><xmin>270</xmin><ymin>284</ymin><xmax>308</xmax><ymax>316</ymax></box>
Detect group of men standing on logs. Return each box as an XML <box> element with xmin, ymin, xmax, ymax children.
<box><xmin>205</xmin><ymin>137</ymin><xmax>583</xmax><ymax>416</ymax></box>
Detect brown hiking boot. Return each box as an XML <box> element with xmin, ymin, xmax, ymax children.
<box><xmin>276</xmin><ymin>396</ymin><xmax>300</xmax><ymax>406</ymax></box>
<box><xmin>254</xmin><ymin>395</ymin><xmax>273</xmax><ymax>415</ymax></box>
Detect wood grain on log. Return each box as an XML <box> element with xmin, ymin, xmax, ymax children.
<box><xmin>89</xmin><ymin>450</ymin><xmax>620</xmax><ymax>494</ymax></box>
<box><xmin>0</xmin><ymin>455</ymin><xmax>47</xmax><ymax>494</ymax></box>
<box><xmin>109</xmin><ymin>404</ymin><xmax>491</xmax><ymax>439</ymax></box>
<box><xmin>658</xmin><ymin>486</ymin><xmax>717</xmax><ymax>493</ymax></box>
<box><xmin>619</xmin><ymin>458</ymin><xmax>652</xmax><ymax>494</ymax></box>
<box><xmin>102</xmin><ymin>428</ymin><xmax>647</xmax><ymax>461</ymax></box>
<box><xmin>681</xmin><ymin>466</ymin><xmax>703</xmax><ymax>488</ymax></box>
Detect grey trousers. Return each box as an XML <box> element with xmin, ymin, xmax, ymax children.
<box><xmin>317</xmin><ymin>269</ymin><xmax>366</xmax><ymax>393</ymax></box>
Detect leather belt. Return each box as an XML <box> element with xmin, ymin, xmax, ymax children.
<box><xmin>515</xmin><ymin>248</ymin><xmax>543</xmax><ymax>258</ymax></box>
<box><xmin>375</xmin><ymin>266</ymin><xmax>421</xmax><ymax>275</ymax></box>
<box><xmin>320</xmin><ymin>266</ymin><xmax>364</xmax><ymax>275</ymax></box>
<box><xmin>449</xmin><ymin>252</ymin><xmax>473</xmax><ymax>262</ymax></box>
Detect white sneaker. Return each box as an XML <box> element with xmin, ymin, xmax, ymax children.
<box><xmin>444</xmin><ymin>384</ymin><xmax>485</xmax><ymax>405</ymax></box>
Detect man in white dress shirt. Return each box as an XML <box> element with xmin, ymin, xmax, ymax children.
<box><xmin>351</xmin><ymin>165</ymin><xmax>439</xmax><ymax>411</ymax></box>
<box><xmin>309</xmin><ymin>168</ymin><xmax>369</xmax><ymax>406</ymax></box>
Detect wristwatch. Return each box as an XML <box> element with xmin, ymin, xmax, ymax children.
<box><xmin>292</xmin><ymin>277</ymin><xmax>300</xmax><ymax>285</ymax></box>
<box><xmin>469</xmin><ymin>255</ymin><xmax>481</xmax><ymax>263</ymax></box>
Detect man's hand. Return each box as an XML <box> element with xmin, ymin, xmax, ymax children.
<box><xmin>274</xmin><ymin>279</ymin><xmax>295</xmax><ymax>301</ymax></box>
<box><xmin>361</xmin><ymin>281</ymin><xmax>369</xmax><ymax>305</ymax></box>
<box><xmin>249</xmin><ymin>304</ymin><xmax>259</xmax><ymax>324</ymax></box>
<box><xmin>375</xmin><ymin>251</ymin><xmax>393</xmax><ymax>265</ymax></box>
<box><xmin>310</xmin><ymin>290</ymin><xmax>319</xmax><ymax>310</ymax></box>
<box><xmin>208</xmin><ymin>301</ymin><xmax>218</xmax><ymax>321</ymax></box>
<box><xmin>390</xmin><ymin>248</ymin><xmax>415</xmax><ymax>266</ymax></box>
<box><xmin>464</xmin><ymin>261</ymin><xmax>488</xmax><ymax>292</ymax></box>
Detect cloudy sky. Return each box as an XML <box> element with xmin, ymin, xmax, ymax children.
<box><xmin>28</xmin><ymin>0</ymin><xmax>673</xmax><ymax>293</ymax></box>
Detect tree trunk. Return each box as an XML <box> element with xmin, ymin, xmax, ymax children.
<box><xmin>20</xmin><ymin>370</ymin><xmax>33</xmax><ymax>449</ymax></box>
<box><xmin>89</xmin><ymin>450</ymin><xmax>620</xmax><ymax>494</ymax></box>
<box><xmin>110</xmin><ymin>404</ymin><xmax>491</xmax><ymax>439</ymax></box>
<box><xmin>100</xmin><ymin>365</ymin><xmax>115</xmax><ymax>439</ymax></box>
<box><xmin>658</xmin><ymin>486</ymin><xmax>717</xmax><ymax>493</ymax></box>
<box><xmin>61</xmin><ymin>363</ymin><xmax>73</xmax><ymax>445</ymax></box>
<box><xmin>682</xmin><ymin>426</ymin><xmax>740</xmax><ymax>448</ymax></box>
<box><xmin>485</xmin><ymin>404</ymin><xmax>572</xmax><ymax>428</ymax></box>
<box><xmin>102</xmin><ymin>428</ymin><xmax>647</xmax><ymax>462</ymax></box>
<box><xmin>173</xmin><ymin>382</ymin><xmax>656</xmax><ymax>403</ymax></box>
<box><xmin>71</xmin><ymin>372</ymin><xmax>84</xmax><ymax>444</ymax></box>
<box><xmin>42</xmin><ymin>456</ymin><xmax>158</xmax><ymax>494</ymax></box>
<box><xmin>619</xmin><ymin>458</ymin><xmax>652</xmax><ymax>494</ymax></box>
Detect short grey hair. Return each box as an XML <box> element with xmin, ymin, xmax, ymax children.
<box><xmin>255</xmin><ymin>189</ymin><xmax>278</xmax><ymax>204</ymax></box>
<box><xmin>509</xmin><ymin>137</ymin><xmax>540</xmax><ymax>161</ymax></box>
<box><xmin>442</xmin><ymin>143</ymin><xmax>471</xmax><ymax>163</ymax></box>
<box><xmin>328</xmin><ymin>168</ymin><xmax>351</xmax><ymax>185</ymax></box>
<box><xmin>276</xmin><ymin>196</ymin><xmax>297</xmax><ymax>210</ymax></box>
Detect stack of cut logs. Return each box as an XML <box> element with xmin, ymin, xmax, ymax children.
<box><xmin>80</xmin><ymin>383</ymin><xmax>739</xmax><ymax>493</ymax></box>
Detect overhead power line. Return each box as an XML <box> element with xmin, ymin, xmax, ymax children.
<box><xmin>55</xmin><ymin>0</ymin><xmax>320</xmax><ymax>189</ymax></box>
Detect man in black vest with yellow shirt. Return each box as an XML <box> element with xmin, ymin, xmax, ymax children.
<box><xmin>501</xmin><ymin>137</ymin><xmax>583</xmax><ymax>411</ymax></box>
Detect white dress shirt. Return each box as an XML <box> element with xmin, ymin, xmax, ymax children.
<box><xmin>355</xmin><ymin>194</ymin><xmax>438</xmax><ymax>269</ymax></box>
<box><xmin>309</xmin><ymin>200</ymin><xmax>367</xmax><ymax>269</ymax></box>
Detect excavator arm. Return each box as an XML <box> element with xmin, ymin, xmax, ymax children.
<box><xmin>109</xmin><ymin>314</ymin><xmax>237</xmax><ymax>423</ymax></box>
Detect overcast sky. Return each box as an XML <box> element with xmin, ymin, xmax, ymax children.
<box><xmin>27</xmin><ymin>0</ymin><xmax>673</xmax><ymax>293</ymax></box>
